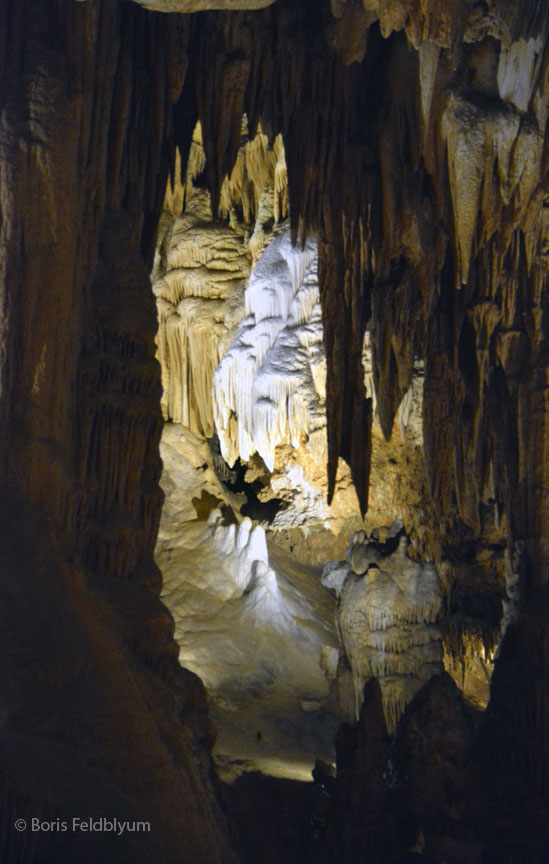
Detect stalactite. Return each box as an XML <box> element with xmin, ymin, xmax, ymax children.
<box><xmin>178</xmin><ymin>5</ymin><xmax>382</xmax><ymax>513</ymax></box>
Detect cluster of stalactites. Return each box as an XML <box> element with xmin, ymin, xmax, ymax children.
<box><xmin>218</xmin><ymin>118</ymin><xmax>288</xmax><ymax>231</ymax></box>
<box><xmin>174</xmin><ymin>4</ymin><xmax>549</xmax><ymax>557</ymax></box>
<box><xmin>328</xmin><ymin>0</ymin><xmax>549</xmax><ymax>51</ymax></box>
<box><xmin>154</xmin><ymin>118</ymin><xmax>291</xmax><ymax>437</ymax></box>
<box><xmin>165</xmin><ymin>119</ymin><xmax>288</xmax><ymax>235</ymax></box>
<box><xmin>365</xmin><ymin>20</ymin><xmax>549</xmax><ymax>546</ymax></box>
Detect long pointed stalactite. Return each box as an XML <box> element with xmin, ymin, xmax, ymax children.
<box><xmin>184</xmin><ymin>5</ymin><xmax>384</xmax><ymax>512</ymax></box>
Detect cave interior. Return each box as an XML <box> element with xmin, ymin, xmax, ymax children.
<box><xmin>1</xmin><ymin>0</ymin><xmax>549</xmax><ymax>863</ymax></box>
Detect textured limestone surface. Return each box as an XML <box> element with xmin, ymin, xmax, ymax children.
<box><xmin>154</xmin><ymin>189</ymin><xmax>250</xmax><ymax>434</ymax></box>
<box><xmin>329</xmin><ymin>532</ymin><xmax>443</xmax><ymax>729</ymax></box>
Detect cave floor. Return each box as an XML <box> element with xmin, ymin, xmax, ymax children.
<box><xmin>157</xmin><ymin>424</ymin><xmax>340</xmax><ymax>782</ymax></box>
<box><xmin>209</xmin><ymin>543</ymin><xmax>341</xmax><ymax>782</ymax></box>
<box><xmin>169</xmin><ymin>538</ymin><xmax>340</xmax><ymax>783</ymax></box>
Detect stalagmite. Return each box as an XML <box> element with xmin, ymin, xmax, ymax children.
<box><xmin>332</xmin><ymin>532</ymin><xmax>443</xmax><ymax>729</ymax></box>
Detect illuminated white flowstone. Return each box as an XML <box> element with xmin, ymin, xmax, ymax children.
<box><xmin>212</xmin><ymin>227</ymin><xmax>423</xmax><ymax>484</ymax></box>
<box><xmin>212</xmin><ymin>230</ymin><xmax>326</xmax><ymax>472</ymax></box>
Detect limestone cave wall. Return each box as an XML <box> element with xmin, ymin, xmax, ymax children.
<box><xmin>0</xmin><ymin>3</ymin><xmax>238</xmax><ymax>862</ymax></box>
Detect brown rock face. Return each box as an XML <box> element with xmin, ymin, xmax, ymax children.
<box><xmin>0</xmin><ymin>488</ymin><xmax>228</xmax><ymax>864</ymax></box>
<box><xmin>315</xmin><ymin>674</ymin><xmax>483</xmax><ymax>864</ymax></box>
<box><xmin>0</xmin><ymin>3</ymin><xmax>237</xmax><ymax>861</ymax></box>
<box><xmin>391</xmin><ymin>675</ymin><xmax>480</xmax><ymax>833</ymax></box>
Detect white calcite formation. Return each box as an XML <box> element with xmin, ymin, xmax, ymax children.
<box><xmin>213</xmin><ymin>230</ymin><xmax>326</xmax><ymax>472</ymax></box>
<box><xmin>497</xmin><ymin>37</ymin><xmax>545</xmax><ymax>117</ymax></box>
<box><xmin>362</xmin><ymin>332</ymin><xmax>424</xmax><ymax>447</ymax></box>
<box><xmin>268</xmin><ymin>462</ymin><xmax>333</xmax><ymax>529</ymax></box>
<box><xmin>396</xmin><ymin>359</ymin><xmax>424</xmax><ymax>446</ymax></box>
<box><xmin>501</xmin><ymin>540</ymin><xmax>525</xmax><ymax>638</ymax></box>
<box><xmin>210</xmin><ymin>227</ymin><xmax>364</xmax><ymax>538</ymax></box>
<box><xmin>329</xmin><ymin>532</ymin><xmax>443</xmax><ymax>730</ymax></box>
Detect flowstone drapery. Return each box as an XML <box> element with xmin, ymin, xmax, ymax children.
<box><xmin>325</xmin><ymin>532</ymin><xmax>443</xmax><ymax>729</ymax></box>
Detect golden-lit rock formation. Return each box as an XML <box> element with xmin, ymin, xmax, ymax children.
<box><xmin>154</xmin><ymin>190</ymin><xmax>250</xmax><ymax>432</ymax></box>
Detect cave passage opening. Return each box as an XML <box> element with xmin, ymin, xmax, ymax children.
<box><xmin>150</xmin><ymin>118</ymin><xmax>354</xmax><ymax>783</ymax></box>
<box><xmin>148</xmin><ymin>103</ymin><xmax>503</xmax><ymax>786</ymax></box>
